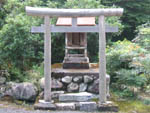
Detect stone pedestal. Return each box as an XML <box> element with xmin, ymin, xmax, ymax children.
<box><xmin>34</xmin><ymin>100</ymin><xmax>56</xmax><ymax>110</ymax></box>
<box><xmin>97</xmin><ymin>101</ymin><xmax>119</xmax><ymax>112</ymax></box>
<box><xmin>63</xmin><ymin>56</ymin><xmax>89</xmax><ymax>69</ymax></box>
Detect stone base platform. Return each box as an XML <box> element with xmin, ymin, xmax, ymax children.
<box><xmin>52</xmin><ymin>63</ymin><xmax>99</xmax><ymax>77</ymax></box>
<box><xmin>63</xmin><ymin>62</ymin><xmax>90</xmax><ymax>69</ymax></box>
<box><xmin>59</xmin><ymin>92</ymin><xmax>97</xmax><ymax>102</ymax></box>
<box><xmin>63</xmin><ymin>56</ymin><xmax>90</xmax><ymax>69</ymax></box>
<box><xmin>98</xmin><ymin>101</ymin><xmax>119</xmax><ymax>112</ymax></box>
<box><xmin>34</xmin><ymin>101</ymin><xmax>118</xmax><ymax>112</ymax></box>
<box><xmin>34</xmin><ymin>100</ymin><xmax>56</xmax><ymax>110</ymax></box>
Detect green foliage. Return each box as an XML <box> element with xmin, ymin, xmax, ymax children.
<box><xmin>133</xmin><ymin>23</ymin><xmax>150</xmax><ymax>49</ymax></box>
<box><xmin>116</xmin><ymin>69</ymin><xmax>147</xmax><ymax>87</ymax></box>
<box><xmin>102</xmin><ymin>0</ymin><xmax>150</xmax><ymax>40</ymax></box>
<box><xmin>24</xmin><ymin>63</ymin><xmax>44</xmax><ymax>83</ymax></box>
<box><xmin>107</xmin><ymin>39</ymin><xmax>150</xmax><ymax>97</ymax></box>
<box><xmin>106</xmin><ymin>39</ymin><xmax>146</xmax><ymax>75</ymax></box>
<box><xmin>114</xmin><ymin>88</ymin><xmax>135</xmax><ymax>98</ymax></box>
<box><xmin>0</xmin><ymin>0</ymin><xmax>44</xmax><ymax>80</ymax></box>
<box><xmin>0</xmin><ymin>0</ymin><xmax>123</xmax><ymax>80</ymax></box>
<box><xmin>143</xmin><ymin>99</ymin><xmax>150</xmax><ymax>105</ymax></box>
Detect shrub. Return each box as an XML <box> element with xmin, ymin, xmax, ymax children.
<box><xmin>106</xmin><ymin>39</ymin><xmax>149</xmax><ymax>97</ymax></box>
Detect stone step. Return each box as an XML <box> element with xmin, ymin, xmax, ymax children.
<box><xmin>68</xmin><ymin>54</ymin><xmax>85</xmax><ymax>57</ymax></box>
<box><xmin>59</xmin><ymin>92</ymin><xmax>97</xmax><ymax>102</ymax></box>
<box><xmin>55</xmin><ymin>102</ymin><xmax>97</xmax><ymax>112</ymax></box>
<box><xmin>64</xmin><ymin>57</ymin><xmax>89</xmax><ymax>62</ymax></box>
<box><xmin>63</xmin><ymin>62</ymin><xmax>89</xmax><ymax>69</ymax></box>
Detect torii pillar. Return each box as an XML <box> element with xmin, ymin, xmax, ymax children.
<box><xmin>26</xmin><ymin>7</ymin><xmax>123</xmax><ymax>107</ymax></box>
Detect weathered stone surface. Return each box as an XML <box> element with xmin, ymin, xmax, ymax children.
<box><xmin>34</xmin><ymin>101</ymin><xmax>56</xmax><ymax>110</ymax></box>
<box><xmin>73</xmin><ymin>76</ymin><xmax>82</xmax><ymax>83</ymax></box>
<box><xmin>76</xmin><ymin>102</ymin><xmax>97</xmax><ymax>112</ymax></box>
<box><xmin>52</xmin><ymin>79</ymin><xmax>63</xmax><ymax>89</ymax></box>
<box><xmin>0</xmin><ymin>85</ymin><xmax>6</xmax><ymax>97</ymax></box>
<box><xmin>62</xmin><ymin>76</ymin><xmax>72</xmax><ymax>84</ymax></box>
<box><xmin>67</xmin><ymin>82</ymin><xmax>79</xmax><ymax>92</ymax></box>
<box><xmin>97</xmin><ymin>101</ymin><xmax>118</xmax><ymax>112</ymax></box>
<box><xmin>0</xmin><ymin>77</ymin><xmax>6</xmax><ymax>85</ymax></box>
<box><xmin>40</xmin><ymin>78</ymin><xmax>63</xmax><ymax>89</ymax></box>
<box><xmin>11</xmin><ymin>82</ymin><xmax>37</xmax><ymax>101</ymax></box>
<box><xmin>84</xmin><ymin>75</ymin><xmax>93</xmax><ymax>83</ymax></box>
<box><xmin>56</xmin><ymin>103</ymin><xmax>75</xmax><ymax>110</ymax></box>
<box><xmin>38</xmin><ymin>91</ymin><xmax>65</xmax><ymax>100</ymax></box>
<box><xmin>106</xmin><ymin>74</ymin><xmax>110</xmax><ymax>98</ymax></box>
<box><xmin>59</xmin><ymin>92</ymin><xmax>94</xmax><ymax>102</ymax></box>
<box><xmin>3</xmin><ymin>82</ymin><xmax>16</xmax><ymax>97</ymax></box>
<box><xmin>79</xmin><ymin>83</ymin><xmax>87</xmax><ymax>92</ymax></box>
<box><xmin>63</xmin><ymin>62</ymin><xmax>90</xmax><ymax>69</ymax></box>
<box><xmin>88</xmin><ymin>79</ymin><xmax>99</xmax><ymax>94</ymax></box>
<box><xmin>52</xmin><ymin>91</ymin><xmax>65</xmax><ymax>99</ymax></box>
<box><xmin>39</xmin><ymin>78</ymin><xmax>45</xmax><ymax>89</ymax></box>
<box><xmin>88</xmin><ymin>74</ymin><xmax>110</xmax><ymax>97</ymax></box>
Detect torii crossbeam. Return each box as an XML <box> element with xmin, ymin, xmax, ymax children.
<box><xmin>25</xmin><ymin>6</ymin><xmax>123</xmax><ymax>105</ymax></box>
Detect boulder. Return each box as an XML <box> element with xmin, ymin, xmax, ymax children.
<box><xmin>0</xmin><ymin>76</ymin><xmax>6</xmax><ymax>85</ymax></box>
<box><xmin>0</xmin><ymin>85</ymin><xmax>6</xmax><ymax>97</ymax></box>
<box><xmin>67</xmin><ymin>82</ymin><xmax>79</xmax><ymax>92</ymax></box>
<box><xmin>84</xmin><ymin>75</ymin><xmax>93</xmax><ymax>83</ymax></box>
<box><xmin>62</xmin><ymin>76</ymin><xmax>72</xmax><ymax>84</ymax></box>
<box><xmin>1</xmin><ymin>82</ymin><xmax>16</xmax><ymax>97</ymax></box>
<box><xmin>73</xmin><ymin>76</ymin><xmax>82</xmax><ymax>83</ymax></box>
<box><xmin>11</xmin><ymin>82</ymin><xmax>37</xmax><ymax>101</ymax></box>
<box><xmin>79</xmin><ymin>83</ymin><xmax>87</xmax><ymax>92</ymax></box>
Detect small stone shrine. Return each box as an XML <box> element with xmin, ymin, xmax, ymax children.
<box><xmin>26</xmin><ymin>7</ymin><xmax>123</xmax><ymax>112</ymax></box>
<box><xmin>56</xmin><ymin>17</ymin><xmax>96</xmax><ymax>69</ymax></box>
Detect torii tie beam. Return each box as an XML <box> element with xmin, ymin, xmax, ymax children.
<box><xmin>26</xmin><ymin>6</ymin><xmax>123</xmax><ymax>104</ymax></box>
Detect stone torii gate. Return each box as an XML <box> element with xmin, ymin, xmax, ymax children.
<box><xmin>26</xmin><ymin>7</ymin><xmax>123</xmax><ymax>106</ymax></box>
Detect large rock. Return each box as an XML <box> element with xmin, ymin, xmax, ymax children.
<box><xmin>62</xmin><ymin>76</ymin><xmax>72</xmax><ymax>84</ymax></box>
<box><xmin>59</xmin><ymin>92</ymin><xmax>95</xmax><ymax>102</ymax></box>
<box><xmin>79</xmin><ymin>83</ymin><xmax>87</xmax><ymax>92</ymax></box>
<box><xmin>40</xmin><ymin>78</ymin><xmax>63</xmax><ymax>89</ymax></box>
<box><xmin>73</xmin><ymin>76</ymin><xmax>82</xmax><ymax>83</ymax></box>
<box><xmin>84</xmin><ymin>75</ymin><xmax>93</xmax><ymax>83</ymax></box>
<box><xmin>67</xmin><ymin>82</ymin><xmax>79</xmax><ymax>92</ymax></box>
<box><xmin>0</xmin><ymin>76</ymin><xmax>6</xmax><ymax>85</ymax></box>
<box><xmin>1</xmin><ymin>82</ymin><xmax>16</xmax><ymax>97</ymax></box>
<box><xmin>0</xmin><ymin>85</ymin><xmax>6</xmax><ymax>97</ymax></box>
<box><xmin>11</xmin><ymin>82</ymin><xmax>37</xmax><ymax>101</ymax></box>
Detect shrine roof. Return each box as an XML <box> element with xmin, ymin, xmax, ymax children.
<box><xmin>56</xmin><ymin>17</ymin><xmax>96</xmax><ymax>26</ymax></box>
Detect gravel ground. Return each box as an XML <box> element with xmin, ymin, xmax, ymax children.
<box><xmin>0</xmin><ymin>107</ymin><xmax>100</xmax><ymax>113</ymax></box>
<box><xmin>0</xmin><ymin>103</ymin><xmax>99</xmax><ymax>113</ymax></box>
<box><xmin>0</xmin><ymin>101</ymin><xmax>104</xmax><ymax>113</ymax></box>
